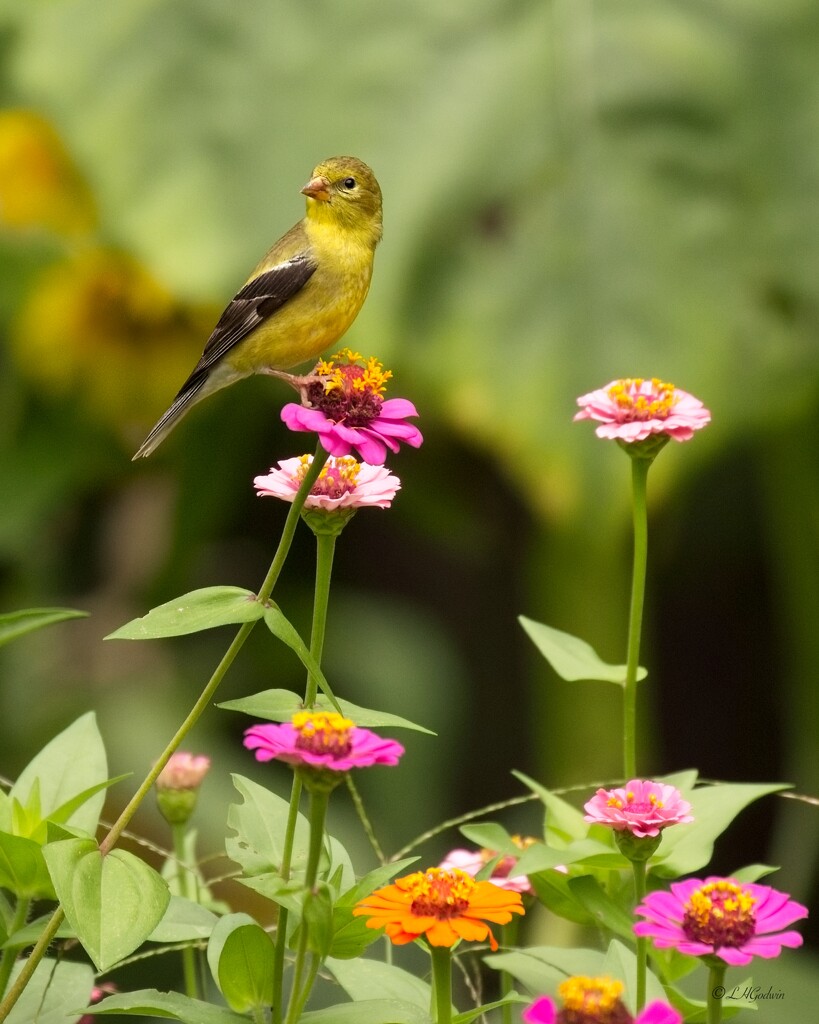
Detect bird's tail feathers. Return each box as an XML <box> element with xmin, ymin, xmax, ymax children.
<box><xmin>132</xmin><ymin>377</ymin><xmax>208</xmax><ymax>460</ymax></box>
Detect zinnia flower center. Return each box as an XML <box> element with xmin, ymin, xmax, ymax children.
<box><xmin>306</xmin><ymin>348</ymin><xmax>392</xmax><ymax>427</ymax></box>
<box><xmin>555</xmin><ymin>976</ymin><xmax>633</xmax><ymax>1024</ymax></box>
<box><xmin>292</xmin><ymin>711</ymin><xmax>354</xmax><ymax>758</ymax></box>
<box><xmin>607</xmin><ymin>791</ymin><xmax>663</xmax><ymax>814</ymax></box>
<box><xmin>292</xmin><ymin>454</ymin><xmax>361</xmax><ymax>498</ymax></box>
<box><xmin>607</xmin><ymin>378</ymin><xmax>676</xmax><ymax>421</ymax></box>
<box><xmin>682</xmin><ymin>881</ymin><xmax>757</xmax><ymax>948</ymax></box>
<box><xmin>405</xmin><ymin>868</ymin><xmax>477</xmax><ymax>920</ymax></box>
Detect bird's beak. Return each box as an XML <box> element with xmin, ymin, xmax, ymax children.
<box><xmin>301</xmin><ymin>175</ymin><xmax>331</xmax><ymax>201</ymax></box>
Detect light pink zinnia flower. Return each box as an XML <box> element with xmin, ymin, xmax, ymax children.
<box><xmin>634</xmin><ymin>877</ymin><xmax>808</xmax><ymax>966</ymax></box>
<box><xmin>156</xmin><ymin>752</ymin><xmax>211</xmax><ymax>791</ymax></box>
<box><xmin>574</xmin><ymin>378</ymin><xmax>710</xmax><ymax>443</ymax></box>
<box><xmin>254</xmin><ymin>454</ymin><xmax>400</xmax><ymax>510</ymax></box>
<box><xmin>584</xmin><ymin>780</ymin><xmax>692</xmax><ymax>839</ymax></box>
<box><xmin>439</xmin><ymin>837</ymin><xmax>537</xmax><ymax>894</ymax></box>
<box><xmin>281</xmin><ymin>349</ymin><xmax>422</xmax><ymax>465</ymax></box>
<box><xmin>523</xmin><ymin>976</ymin><xmax>681</xmax><ymax>1024</ymax></box>
<box><xmin>244</xmin><ymin>711</ymin><xmax>404</xmax><ymax>772</ymax></box>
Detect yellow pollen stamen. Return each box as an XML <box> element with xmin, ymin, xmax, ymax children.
<box><xmin>607</xmin><ymin>377</ymin><xmax>677</xmax><ymax>421</ymax></box>
<box><xmin>291</xmin><ymin>711</ymin><xmax>354</xmax><ymax>754</ymax></box>
<box><xmin>557</xmin><ymin>976</ymin><xmax>624</xmax><ymax>1013</ymax></box>
<box><xmin>404</xmin><ymin>867</ymin><xmax>477</xmax><ymax>918</ymax></box>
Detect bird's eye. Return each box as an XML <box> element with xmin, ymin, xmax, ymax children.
<box><xmin>342</xmin><ymin>177</ymin><xmax>357</xmax><ymax>190</ymax></box>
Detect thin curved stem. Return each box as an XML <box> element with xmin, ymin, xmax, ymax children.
<box><xmin>0</xmin><ymin>898</ymin><xmax>31</xmax><ymax>999</ymax></box>
<box><xmin>631</xmin><ymin>859</ymin><xmax>647</xmax><ymax>1012</ymax></box>
<box><xmin>171</xmin><ymin>823</ymin><xmax>198</xmax><ymax>1000</ymax></box>
<box><xmin>623</xmin><ymin>457</ymin><xmax>650</xmax><ymax>780</ymax></box>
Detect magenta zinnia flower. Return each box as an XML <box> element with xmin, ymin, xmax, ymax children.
<box><xmin>281</xmin><ymin>349</ymin><xmax>422</xmax><ymax>464</ymax></box>
<box><xmin>523</xmin><ymin>976</ymin><xmax>681</xmax><ymax>1024</ymax></box>
<box><xmin>584</xmin><ymin>780</ymin><xmax>692</xmax><ymax>839</ymax></box>
<box><xmin>634</xmin><ymin>877</ymin><xmax>808</xmax><ymax>966</ymax></box>
<box><xmin>574</xmin><ymin>378</ymin><xmax>710</xmax><ymax>443</ymax></box>
<box><xmin>244</xmin><ymin>711</ymin><xmax>404</xmax><ymax>772</ymax></box>
<box><xmin>439</xmin><ymin>836</ymin><xmax>538</xmax><ymax>894</ymax></box>
<box><xmin>254</xmin><ymin>454</ymin><xmax>400</xmax><ymax>509</ymax></box>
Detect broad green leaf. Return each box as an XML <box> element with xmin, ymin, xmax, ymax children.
<box><xmin>731</xmin><ymin>863</ymin><xmax>780</xmax><ymax>883</ymax></box>
<box><xmin>326</xmin><ymin>909</ymin><xmax>383</xmax><ymax>960</ymax></box>
<box><xmin>653</xmin><ymin>782</ymin><xmax>790</xmax><ymax>878</ymax></box>
<box><xmin>460</xmin><ymin>822</ymin><xmax>515</xmax><ymax>852</ymax></box>
<box><xmin>10</xmin><ymin>713</ymin><xmax>108</xmax><ymax>835</ymax></box>
<box><xmin>206</xmin><ymin>913</ymin><xmax>274</xmax><ymax>1013</ymax></box>
<box><xmin>5</xmin><ymin>957</ymin><xmax>93</xmax><ymax>1024</ymax></box>
<box><xmin>519</xmin><ymin>616</ymin><xmax>647</xmax><ymax>685</ymax></box>
<box><xmin>512</xmin><ymin>772</ymin><xmax>589</xmax><ymax>847</ymax></box>
<box><xmin>86</xmin><ymin>988</ymin><xmax>248</xmax><ymax>1021</ymax></box>
<box><xmin>44</xmin><ymin>838</ymin><xmax>170</xmax><ymax>971</ymax></box>
<box><xmin>226</xmin><ymin>775</ymin><xmax>310</xmax><ymax>878</ymax></box>
<box><xmin>0</xmin><ymin>832</ymin><xmax>55</xmax><ymax>898</ymax></box>
<box><xmin>666</xmin><ymin>976</ymin><xmax>756</xmax><ymax>1022</ymax></box>
<box><xmin>528</xmin><ymin>869</ymin><xmax>594</xmax><ymax>926</ymax></box>
<box><xmin>218</xmin><ymin>687</ymin><xmax>435</xmax><ymax>734</ymax></box>
<box><xmin>302</xmin><ymin>882</ymin><xmax>335</xmax><ymax>958</ymax></box>
<box><xmin>568</xmin><ymin>875</ymin><xmax>636</xmax><ymax>941</ymax></box>
<box><xmin>148</xmin><ymin>895</ymin><xmax>219</xmax><ymax>942</ymax></box>
<box><xmin>0</xmin><ymin>607</ymin><xmax>87</xmax><ymax>648</ymax></box>
<box><xmin>327</xmin><ymin>956</ymin><xmax>433</xmax><ymax>1010</ymax></box>
<box><xmin>454</xmin><ymin>994</ymin><xmax>528</xmax><ymax>1024</ymax></box>
<box><xmin>602</xmin><ymin>939</ymin><xmax>668</xmax><ymax>1010</ymax></box>
<box><xmin>237</xmin><ymin>872</ymin><xmax>306</xmax><ymax>917</ymax></box>
<box><xmin>263</xmin><ymin>603</ymin><xmax>341</xmax><ymax>708</ymax></box>
<box><xmin>3</xmin><ymin>913</ymin><xmax>76</xmax><ymax>949</ymax></box>
<box><xmin>106</xmin><ymin>587</ymin><xmax>263</xmax><ymax>639</ymax></box>
<box><xmin>485</xmin><ymin>946</ymin><xmax>607</xmax><ymax>993</ymax></box>
<box><xmin>300</xmin><ymin>1000</ymin><xmax>431</xmax><ymax>1024</ymax></box>
<box><xmin>335</xmin><ymin>857</ymin><xmax>419</xmax><ymax>908</ymax></box>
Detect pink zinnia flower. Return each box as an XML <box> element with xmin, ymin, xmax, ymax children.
<box><xmin>80</xmin><ymin>982</ymin><xmax>117</xmax><ymax>1023</ymax></box>
<box><xmin>156</xmin><ymin>752</ymin><xmax>210</xmax><ymax>791</ymax></box>
<box><xmin>574</xmin><ymin>378</ymin><xmax>710</xmax><ymax>443</ymax></box>
<box><xmin>244</xmin><ymin>711</ymin><xmax>404</xmax><ymax>772</ymax></box>
<box><xmin>254</xmin><ymin>454</ymin><xmax>400</xmax><ymax>510</ymax></box>
<box><xmin>523</xmin><ymin>976</ymin><xmax>681</xmax><ymax>1024</ymax></box>
<box><xmin>281</xmin><ymin>349</ymin><xmax>422</xmax><ymax>464</ymax></box>
<box><xmin>584</xmin><ymin>780</ymin><xmax>693</xmax><ymax>839</ymax></box>
<box><xmin>634</xmin><ymin>877</ymin><xmax>808</xmax><ymax>966</ymax></box>
<box><xmin>439</xmin><ymin>836</ymin><xmax>538</xmax><ymax>894</ymax></box>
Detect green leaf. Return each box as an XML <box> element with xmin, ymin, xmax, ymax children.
<box><xmin>528</xmin><ymin>868</ymin><xmax>594</xmax><ymax>926</ymax></box>
<box><xmin>460</xmin><ymin>822</ymin><xmax>516</xmax><ymax>852</ymax></box>
<box><xmin>3</xmin><ymin>913</ymin><xmax>77</xmax><ymax>950</ymax></box>
<box><xmin>568</xmin><ymin>875</ymin><xmax>637</xmax><ymax>941</ymax></box>
<box><xmin>263</xmin><ymin>603</ymin><xmax>341</xmax><ymax>709</ymax></box>
<box><xmin>300</xmin><ymin>1000</ymin><xmax>432</xmax><ymax>1024</ymax></box>
<box><xmin>454</xmin><ymin>994</ymin><xmax>528</xmax><ymax>1024</ymax></box>
<box><xmin>731</xmin><ymin>863</ymin><xmax>780</xmax><ymax>883</ymax></box>
<box><xmin>43</xmin><ymin>838</ymin><xmax>170</xmax><ymax>971</ymax></box>
<box><xmin>485</xmin><ymin>946</ymin><xmax>607</xmax><ymax>993</ymax></box>
<box><xmin>519</xmin><ymin>616</ymin><xmax>647</xmax><ymax>685</ymax></box>
<box><xmin>602</xmin><ymin>939</ymin><xmax>668</xmax><ymax>1010</ymax></box>
<box><xmin>335</xmin><ymin>857</ymin><xmax>419</xmax><ymax>908</ymax></box>
<box><xmin>218</xmin><ymin>687</ymin><xmax>435</xmax><ymax>734</ymax></box>
<box><xmin>10</xmin><ymin>712</ymin><xmax>108</xmax><ymax>836</ymax></box>
<box><xmin>326</xmin><ymin>957</ymin><xmax>433</xmax><ymax>1011</ymax></box>
<box><xmin>226</xmin><ymin>774</ymin><xmax>310</xmax><ymax>878</ymax></box>
<box><xmin>148</xmin><ymin>895</ymin><xmax>219</xmax><ymax>942</ymax></box>
<box><xmin>512</xmin><ymin>772</ymin><xmax>589</xmax><ymax>847</ymax></box>
<box><xmin>5</xmin><ymin>957</ymin><xmax>93</xmax><ymax>1024</ymax></box>
<box><xmin>0</xmin><ymin>832</ymin><xmax>55</xmax><ymax>898</ymax></box>
<box><xmin>106</xmin><ymin>586</ymin><xmax>263</xmax><ymax>639</ymax></box>
<box><xmin>86</xmin><ymin>988</ymin><xmax>248</xmax><ymax>1021</ymax></box>
<box><xmin>653</xmin><ymin>782</ymin><xmax>790</xmax><ymax>878</ymax></box>
<box><xmin>206</xmin><ymin>913</ymin><xmax>275</xmax><ymax>1013</ymax></box>
<box><xmin>0</xmin><ymin>607</ymin><xmax>87</xmax><ymax>648</ymax></box>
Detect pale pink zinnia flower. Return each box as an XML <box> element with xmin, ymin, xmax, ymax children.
<box><xmin>254</xmin><ymin>454</ymin><xmax>400</xmax><ymax>510</ymax></box>
<box><xmin>523</xmin><ymin>976</ymin><xmax>681</xmax><ymax>1024</ymax></box>
<box><xmin>440</xmin><ymin>845</ymin><xmax>532</xmax><ymax>895</ymax></box>
<box><xmin>281</xmin><ymin>349</ymin><xmax>422</xmax><ymax>465</ymax></box>
<box><xmin>634</xmin><ymin>877</ymin><xmax>808</xmax><ymax>966</ymax></box>
<box><xmin>244</xmin><ymin>711</ymin><xmax>404</xmax><ymax>772</ymax></box>
<box><xmin>156</xmin><ymin>752</ymin><xmax>211</xmax><ymax>792</ymax></box>
<box><xmin>574</xmin><ymin>378</ymin><xmax>710</xmax><ymax>443</ymax></box>
<box><xmin>584</xmin><ymin>780</ymin><xmax>692</xmax><ymax>839</ymax></box>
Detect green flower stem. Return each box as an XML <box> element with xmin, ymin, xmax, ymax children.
<box><xmin>0</xmin><ymin>898</ymin><xmax>31</xmax><ymax>999</ymax></box>
<box><xmin>304</xmin><ymin>532</ymin><xmax>337</xmax><ymax>706</ymax></box>
<box><xmin>623</xmin><ymin>455</ymin><xmax>650</xmax><ymax>780</ymax></box>
<box><xmin>0</xmin><ymin>444</ymin><xmax>329</xmax><ymax>1024</ymax></box>
<box><xmin>271</xmin><ymin>772</ymin><xmax>303</xmax><ymax>1024</ymax></box>
<box><xmin>429</xmin><ymin>944</ymin><xmax>454</xmax><ymax>1024</ymax></box>
<box><xmin>284</xmin><ymin>786</ymin><xmax>331</xmax><ymax>1024</ymax></box>
<box><xmin>631</xmin><ymin>859</ymin><xmax>647</xmax><ymax>1012</ymax></box>
<box><xmin>172</xmin><ymin>823</ymin><xmax>198</xmax><ymax>1000</ymax></box>
<box><xmin>707</xmin><ymin>962</ymin><xmax>726</xmax><ymax>1024</ymax></box>
<box><xmin>499</xmin><ymin>916</ymin><xmax>520</xmax><ymax>1024</ymax></box>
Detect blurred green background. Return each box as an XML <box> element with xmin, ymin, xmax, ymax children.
<box><xmin>0</xmin><ymin>0</ymin><xmax>817</xmax><ymax>1018</ymax></box>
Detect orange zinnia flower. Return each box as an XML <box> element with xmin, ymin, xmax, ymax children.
<box><xmin>352</xmin><ymin>867</ymin><xmax>524</xmax><ymax>950</ymax></box>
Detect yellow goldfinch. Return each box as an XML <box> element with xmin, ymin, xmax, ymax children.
<box><xmin>133</xmin><ymin>156</ymin><xmax>382</xmax><ymax>459</ymax></box>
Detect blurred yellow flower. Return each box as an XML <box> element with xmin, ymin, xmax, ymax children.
<box><xmin>12</xmin><ymin>248</ymin><xmax>219</xmax><ymax>434</ymax></box>
<box><xmin>0</xmin><ymin>110</ymin><xmax>96</xmax><ymax>236</ymax></box>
